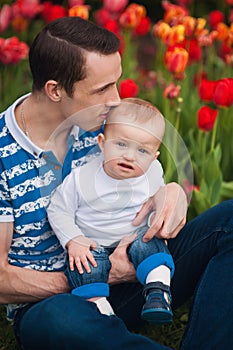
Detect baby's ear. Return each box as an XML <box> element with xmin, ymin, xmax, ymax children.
<box><xmin>97</xmin><ymin>133</ymin><xmax>105</xmax><ymax>152</ymax></box>
<box><xmin>154</xmin><ymin>151</ymin><xmax>160</xmax><ymax>159</ymax></box>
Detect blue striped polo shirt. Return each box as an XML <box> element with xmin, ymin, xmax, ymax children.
<box><xmin>0</xmin><ymin>94</ymin><xmax>102</xmax><ymax>320</ymax></box>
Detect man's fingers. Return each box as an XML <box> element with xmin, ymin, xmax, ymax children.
<box><xmin>132</xmin><ymin>199</ymin><xmax>153</xmax><ymax>226</ymax></box>
<box><xmin>163</xmin><ymin>217</ymin><xmax>186</xmax><ymax>239</ymax></box>
<box><xmin>117</xmin><ymin>233</ymin><xmax>137</xmax><ymax>249</ymax></box>
<box><xmin>144</xmin><ymin>217</ymin><xmax>186</xmax><ymax>242</ymax></box>
<box><xmin>160</xmin><ymin>213</ymin><xmax>186</xmax><ymax>239</ymax></box>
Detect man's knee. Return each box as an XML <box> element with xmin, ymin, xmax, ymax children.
<box><xmin>19</xmin><ymin>294</ymin><xmax>101</xmax><ymax>349</ymax></box>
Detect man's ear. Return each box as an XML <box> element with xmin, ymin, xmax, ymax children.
<box><xmin>44</xmin><ymin>80</ymin><xmax>62</xmax><ymax>102</ymax></box>
<box><xmin>154</xmin><ymin>150</ymin><xmax>160</xmax><ymax>159</ymax></box>
<box><xmin>97</xmin><ymin>133</ymin><xmax>105</xmax><ymax>152</ymax></box>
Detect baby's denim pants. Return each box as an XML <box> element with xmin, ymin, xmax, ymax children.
<box><xmin>65</xmin><ymin>225</ymin><xmax>175</xmax><ymax>299</ymax></box>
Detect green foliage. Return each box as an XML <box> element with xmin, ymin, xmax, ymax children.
<box><xmin>0</xmin><ymin>306</ymin><xmax>18</xmax><ymax>350</ymax></box>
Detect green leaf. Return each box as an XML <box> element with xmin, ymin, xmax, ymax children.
<box><xmin>220</xmin><ymin>181</ymin><xmax>233</xmax><ymax>199</ymax></box>
<box><xmin>190</xmin><ymin>189</ymin><xmax>211</xmax><ymax>215</ymax></box>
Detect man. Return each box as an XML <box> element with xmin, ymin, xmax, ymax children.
<box><xmin>0</xmin><ymin>16</ymin><xmax>233</xmax><ymax>350</ymax></box>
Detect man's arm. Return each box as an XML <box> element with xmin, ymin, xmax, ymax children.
<box><xmin>0</xmin><ymin>222</ymin><xmax>70</xmax><ymax>304</ymax></box>
<box><xmin>108</xmin><ymin>234</ymin><xmax>137</xmax><ymax>285</ymax></box>
<box><xmin>132</xmin><ymin>182</ymin><xmax>188</xmax><ymax>241</ymax></box>
<box><xmin>108</xmin><ymin>183</ymin><xmax>187</xmax><ymax>285</ymax></box>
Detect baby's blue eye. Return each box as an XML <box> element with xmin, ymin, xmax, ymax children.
<box><xmin>117</xmin><ymin>142</ymin><xmax>126</xmax><ymax>147</ymax></box>
<box><xmin>138</xmin><ymin>148</ymin><xmax>148</xmax><ymax>154</ymax></box>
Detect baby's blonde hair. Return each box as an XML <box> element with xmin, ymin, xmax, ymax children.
<box><xmin>105</xmin><ymin>98</ymin><xmax>165</xmax><ymax>142</ymax></box>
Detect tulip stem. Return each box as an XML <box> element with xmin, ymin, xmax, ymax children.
<box><xmin>210</xmin><ymin>115</ymin><xmax>218</xmax><ymax>152</ymax></box>
<box><xmin>201</xmin><ymin>131</ymin><xmax>207</xmax><ymax>174</ymax></box>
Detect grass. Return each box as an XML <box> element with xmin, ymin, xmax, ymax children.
<box><xmin>0</xmin><ymin>306</ymin><xmax>17</xmax><ymax>350</ymax></box>
<box><xmin>0</xmin><ymin>301</ymin><xmax>190</xmax><ymax>350</ymax></box>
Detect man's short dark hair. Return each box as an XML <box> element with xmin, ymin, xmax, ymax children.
<box><xmin>29</xmin><ymin>16</ymin><xmax>120</xmax><ymax>96</ymax></box>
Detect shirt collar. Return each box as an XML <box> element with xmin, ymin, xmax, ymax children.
<box><xmin>5</xmin><ymin>93</ymin><xmax>43</xmax><ymax>158</ymax></box>
<box><xmin>5</xmin><ymin>93</ymin><xmax>81</xmax><ymax>159</ymax></box>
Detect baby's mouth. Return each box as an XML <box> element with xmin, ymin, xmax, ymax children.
<box><xmin>118</xmin><ymin>162</ymin><xmax>134</xmax><ymax>170</ymax></box>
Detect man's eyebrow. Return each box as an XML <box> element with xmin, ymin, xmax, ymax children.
<box><xmin>91</xmin><ymin>71</ymin><xmax>123</xmax><ymax>95</ymax></box>
<box><xmin>91</xmin><ymin>82</ymin><xmax>115</xmax><ymax>94</ymax></box>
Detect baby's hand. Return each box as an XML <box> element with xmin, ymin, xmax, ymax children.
<box><xmin>66</xmin><ymin>236</ymin><xmax>97</xmax><ymax>274</ymax></box>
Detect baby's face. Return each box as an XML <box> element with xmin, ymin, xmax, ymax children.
<box><xmin>99</xmin><ymin>122</ymin><xmax>161</xmax><ymax>180</ymax></box>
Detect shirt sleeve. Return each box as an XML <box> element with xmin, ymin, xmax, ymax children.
<box><xmin>0</xmin><ymin>164</ymin><xmax>14</xmax><ymax>222</ymax></box>
<box><xmin>47</xmin><ymin>167</ymin><xmax>84</xmax><ymax>249</ymax></box>
<box><xmin>147</xmin><ymin>159</ymin><xmax>165</xmax><ymax>197</ymax></box>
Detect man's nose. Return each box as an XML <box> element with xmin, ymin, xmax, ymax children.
<box><xmin>106</xmin><ymin>87</ymin><xmax>121</xmax><ymax>106</ymax></box>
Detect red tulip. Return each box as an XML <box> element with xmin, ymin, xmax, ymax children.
<box><xmin>133</xmin><ymin>16</ymin><xmax>151</xmax><ymax>36</ymax></box>
<box><xmin>213</xmin><ymin>78</ymin><xmax>233</xmax><ymax>108</ymax></box>
<box><xmin>225</xmin><ymin>0</ymin><xmax>233</xmax><ymax>5</ymax></box>
<box><xmin>209</xmin><ymin>10</ymin><xmax>224</xmax><ymax>29</ymax></box>
<box><xmin>119</xmin><ymin>78</ymin><xmax>139</xmax><ymax>98</ymax></box>
<box><xmin>197</xmin><ymin>106</ymin><xmax>218</xmax><ymax>132</ymax></box>
<box><xmin>104</xmin><ymin>19</ymin><xmax>119</xmax><ymax>34</ymax></box>
<box><xmin>94</xmin><ymin>8</ymin><xmax>112</xmax><ymax>26</ymax></box>
<box><xmin>183</xmin><ymin>39</ymin><xmax>202</xmax><ymax>62</ymax></box>
<box><xmin>198</xmin><ymin>78</ymin><xmax>217</xmax><ymax>102</ymax></box>
<box><xmin>41</xmin><ymin>2</ymin><xmax>67</xmax><ymax>23</ymax></box>
<box><xmin>219</xmin><ymin>42</ymin><xmax>231</xmax><ymax>62</ymax></box>
<box><xmin>0</xmin><ymin>36</ymin><xmax>29</xmax><ymax>64</ymax></box>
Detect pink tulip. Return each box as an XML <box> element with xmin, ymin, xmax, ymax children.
<box><xmin>68</xmin><ymin>0</ymin><xmax>85</xmax><ymax>9</ymax></box>
<box><xmin>0</xmin><ymin>36</ymin><xmax>29</xmax><ymax>65</ymax></box>
<box><xmin>12</xmin><ymin>0</ymin><xmax>42</xmax><ymax>20</ymax></box>
<box><xmin>103</xmin><ymin>0</ymin><xmax>128</xmax><ymax>13</ymax></box>
<box><xmin>0</xmin><ymin>5</ymin><xmax>12</xmax><ymax>33</ymax></box>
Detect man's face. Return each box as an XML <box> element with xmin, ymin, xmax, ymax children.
<box><xmin>61</xmin><ymin>51</ymin><xmax>122</xmax><ymax>131</ymax></box>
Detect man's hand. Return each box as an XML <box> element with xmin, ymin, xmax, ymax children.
<box><xmin>108</xmin><ymin>234</ymin><xmax>137</xmax><ymax>285</ymax></box>
<box><xmin>132</xmin><ymin>182</ymin><xmax>188</xmax><ymax>242</ymax></box>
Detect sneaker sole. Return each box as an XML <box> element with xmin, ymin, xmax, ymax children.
<box><xmin>141</xmin><ymin>308</ymin><xmax>173</xmax><ymax>324</ymax></box>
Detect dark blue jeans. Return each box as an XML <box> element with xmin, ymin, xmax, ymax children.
<box><xmin>65</xmin><ymin>226</ymin><xmax>174</xmax><ymax>299</ymax></box>
<box><xmin>14</xmin><ymin>200</ymin><xmax>233</xmax><ymax>350</ymax></box>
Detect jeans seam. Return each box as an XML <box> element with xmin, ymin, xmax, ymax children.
<box><xmin>113</xmin><ymin>284</ymin><xmax>142</xmax><ymax>312</ymax></box>
<box><xmin>173</xmin><ymin>228</ymin><xmax>223</xmax><ymax>265</ymax></box>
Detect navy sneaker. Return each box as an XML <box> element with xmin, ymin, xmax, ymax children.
<box><xmin>141</xmin><ymin>281</ymin><xmax>173</xmax><ymax>324</ymax></box>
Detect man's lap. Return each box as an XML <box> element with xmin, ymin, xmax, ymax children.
<box><xmin>15</xmin><ymin>292</ymin><xmax>169</xmax><ymax>350</ymax></box>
